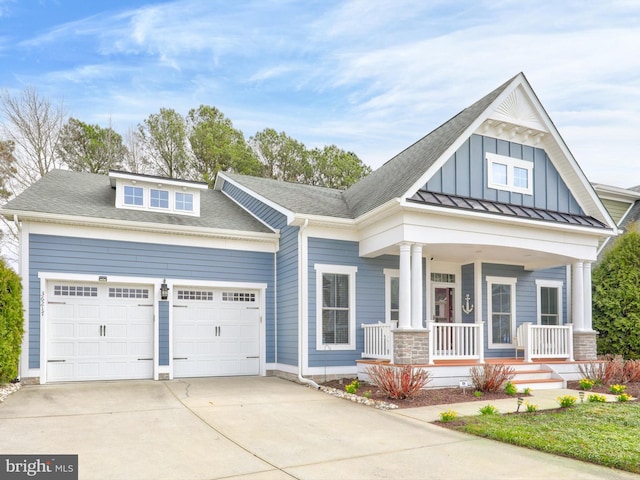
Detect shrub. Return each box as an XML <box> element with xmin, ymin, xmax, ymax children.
<box><xmin>522</xmin><ymin>387</ymin><xmax>532</xmax><ymax>396</ymax></box>
<box><xmin>578</xmin><ymin>378</ymin><xmax>595</xmax><ymax>390</ymax></box>
<box><xmin>504</xmin><ymin>381</ymin><xmax>517</xmax><ymax>396</ymax></box>
<box><xmin>363</xmin><ymin>390</ymin><xmax>372</xmax><ymax>399</ymax></box>
<box><xmin>588</xmin><ymin>393</ymin><xmax>607</xmax><ymax>403</ymax></box>
<box><xmin>609</xmin><ymin>384</ymin><xmax>626</xmax><ymax>395</ymax></box>
<box><xmin>479</xmin><ymin>404</ymin><xmax>499</xmax><ymax>415</ymax></box>
<box><xmin>623</xmin><ymin>359</ymin><xmax>640</xmax><ymax>383</ymax></box>
<box><xmin>617</xmin><ymin>393</ymin><xmax>632</xmax><ymax>403</ymax></box>
<box><xmin>473</xmin><ymin>390</ymin><xmax>483</xmax><ymax>398</ymax></box>
<box><xmin>469</xmin><ymin>364</ymin><xmax>515</xmax><ymax>393</ymax></box>
<box><xmin>0</xmin><ymin>260</ymin><xmax>23</xmax><ymax>383</ymax></box>
<box><xmin>557</xmin><ymin>395</ymin><xmax>577</xmax><ymax>408</ymax></box>
<box><xmin>592</xmin><ymin>229</ymin><xmax>640</xmax><ymax>359</ymax></box>
<box><xmin>344</xmin><ymin>379</ymin><xmax>360</xmax><ymax>394</ymax></box>
<box><xmin>525</xmin><ymin>402</ymin><xmax>538</xmax><ymax>413</ymax></box>
<box><xmin>365</xmin><ymin>364</ymin><xmax>431</xmax><ymax>400</ymax></box>
<box><xmin>440</xmin><ymin>410</ymin><xmax>457</xmax><ymax>422</ymax></box>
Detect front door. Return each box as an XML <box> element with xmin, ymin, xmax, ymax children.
<box><xmin>433</xmin><ymin>285</ymin><xmax>455</xmax><ymax>323</ymax></box>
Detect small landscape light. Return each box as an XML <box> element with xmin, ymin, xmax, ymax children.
<box><xmin>579</xmin><ymin>391</ymin><xmax>585</xmax><ymax>403</ymax></box>
<box><xmin>516</xmin><ymin>397</ymin><xmax>524</xmax><ymax>413</ymax></box>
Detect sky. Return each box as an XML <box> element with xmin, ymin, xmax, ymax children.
<box><xmin>0</xmin><ymin>0</ymin><xmax>639</xmax><ymax>187</ymax></box>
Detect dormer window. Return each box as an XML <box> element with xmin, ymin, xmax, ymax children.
<box><xmin>110</xmin><ymin>171</ymin><xmax>206</xmax><ymax>217</ymax></box>
<box><xmin>487</xmin><ymin>152</ymin><xmax>533</xmax><ymax>195</ymax></box>
<box><xmin>124</xmin><ymin>186</ymin><xmax>144</xmax><ymax>206</ymax></box>
<box><xmin>175</xmin><ymin>192</ymin><xmax>193</xmax><ymax>212</ymax></box>
<box><xmin>150</xmin><ymin>189</ymin><xmax>169</xmax><ymax>209</ymax></box>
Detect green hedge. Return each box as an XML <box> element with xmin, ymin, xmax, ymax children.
<box><xmin>593</xmin><ymin>228</ymin><xmax>640</xmax><ymax>359</ymax></box>
<box><xmin>0</xmin><ymin>259</ymin><xmax>23</xmax><ymax>383</ymax></box>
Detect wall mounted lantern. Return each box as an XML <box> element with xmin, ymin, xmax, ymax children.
<box><xmin>160</xmin><ymin>279</ymin><xmax>169</xmax><ymax>300</ymax></box>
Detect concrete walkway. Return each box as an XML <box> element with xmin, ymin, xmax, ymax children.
<box><xmin>0</xmin><ymin>377</ymin><xmax>635</xmax><ymax>480</ymax></box>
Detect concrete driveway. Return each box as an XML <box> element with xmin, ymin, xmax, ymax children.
<box><xmin>0</xmin><ymin>377</ymin><xmax>636</xmax><ymax>480</ymax></box>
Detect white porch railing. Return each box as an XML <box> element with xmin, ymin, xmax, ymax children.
<box><xmin>428</xmin><ymin>322</ymin><xmax>484</xmax><ymax>364</ymax></box>
<box><xmin>361</xmin><ymin>322</ymin><xmax>392</xmax><ymax>360</ymax></box>
<box><xmin>516</xmin><ymin>322</ymin><xmax>574</xmax><ymax>362</ymax></box>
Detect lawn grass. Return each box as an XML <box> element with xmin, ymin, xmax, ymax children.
<box><xmin>448</xmin><ymin>403</ymin><xmax>640</xmax><ymax>474</ymax></box>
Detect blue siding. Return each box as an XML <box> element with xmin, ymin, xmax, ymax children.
<box><xmin>307</xmin><ymin>238</ymin><xmax>400</xmax><ymax>368</ymax></box>
<box><xmin>29</xmin><ymin>234</ymin><xmax>275</xmax><ymax>369</ymax></box>
<box><xmin>481</xmin><ymin>263</ymin><xmax>567</xmax><ymax>357</ymax></box>
<box><xmin>159</xmin><ymin>301</ymin><xmax>169</xmax><ymax>365</ymax></box>
<box><xmin>276</xmin><ymin>225</ymin><xmax>299</xmax><ymax>366</ymax></box>
<box><xmin>426</xmin><ymin>134</ymin><xmax>584</xmax><ymax>216</ymax></box>
<box><xmin>222</xmin><ymin>179</ymin><xmax>300</xmax><ymax>367</ymax></box>
<box><xmin>222</xmin><ymin>181</ymin><xmax>287</xmax><ymax>229</ymax></box>
<box><xmin>461</xmin><ymin>264</ymin><xmax>474</xmax><ymax>324</ymax></box>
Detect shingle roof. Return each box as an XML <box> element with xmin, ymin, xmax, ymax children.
<box><xmin>223</xmin><ymin>172</ymin><xmax>354</xmax><ymax>218</ymax></box>
<box><xmin>1</xmin><ymin>169</ymin><xmax>273</xmax><ymax>234</ymax></box>
<box><xmin>342</xmin><ymin>74</ymin><xmax>518</xmax><ymax>217</ymax></box>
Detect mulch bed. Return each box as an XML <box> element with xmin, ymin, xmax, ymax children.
<box><xmin>321</xmin><ymin>379</ymin><xmax>640</xmax><ymax>409</ymax></box>
<box><xmin>320</xmin><ymin>378</ymin><xmax>522</xmax><ymax>409</ymax></box>
<box><xmin>566</xmin><ymin>380</ymin><xmax>640</xmax><ymax>399</ymax></box>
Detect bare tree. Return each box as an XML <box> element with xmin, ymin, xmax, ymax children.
<box><xmin>0</xmin><ymin>87</ymin><xmax>66</xmax><ymax>193</ymax></box>
<box><xmin>0</xmin><ymin>87</ymin><xmax>66</xmax><ymax>263</ymax></box>
<box><xmin>122</xmin><ymin>127</ymin><xmax>150</xmax><ymax>174</ymax></box>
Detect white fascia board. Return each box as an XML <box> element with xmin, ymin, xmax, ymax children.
<box><xmin>18</xmin><ymin>216</ymin><xmax>279</xmax><ymax>254</ymax></box>
<box><xmin>400</xmin><ymin>200</ymin><xmax>616</xmax><ymax>238</ymax></box>
<box><xmin>592</xmin><ymin>183</ymin><xmax>640</xmax><ymax>202</ymax></box>
<box><xmin>400</xmin><ymin>75</ymin><xmax>524</xmax><ymax>207</ymax></box>
<box><xmin>215</xmin><ymin>173</ymin><xmax>295</xmax><ymax>225</ymax></box>
<box><xmin>109</xmin><ymin>171</ymin><xmax>208</xmax><ymax>190</ymax></box>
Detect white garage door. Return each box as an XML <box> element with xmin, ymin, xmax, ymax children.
<box><xmin>46</xmin><ymin>282</ymin><xmax>154</xmax><ymax>382</ymax></box>
<box><xmin>173</xmin><ymin>288</ymin><xmax>260</xmax><ymax>377</ymax></box>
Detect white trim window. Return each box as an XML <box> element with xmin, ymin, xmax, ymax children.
<box><xmin>175</xmin><ymin>192</ymin><xmax>194</xmax><ymax>212</ymax></box>
<box><xmin>486</xmin><ymin>276</ymin><xmax>517</xmax><ymax>348</ymax></box>
<box><xmin>384</xmin><ymin>268</ymin><xmax>399</xmax><ymax>325</ymax></box>
<box><xmin>536</xmin><ymin>279</ymin><xmax>563</xmax><ymax>325</ymax></box>
<box><xmin>487</xmin><ymin>152</ymin><xmax>534</xmax><ymax>195</ymax></box>
<box><xmin>315</xmin><ymin>264</ymin><xmax>357</xmax><ymax>350</ymax></box>
<box><xmin>124</xmin><ymin>186</ymin><xmax>144</xmax><ymax>206</ymax></box>
<box><xmin>150</xmin><ymin>189</ymin><xmax>169</xmax><ymax>209</ymax></box>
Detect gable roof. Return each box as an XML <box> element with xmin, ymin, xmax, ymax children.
<box><xmin>342</xmin><ymin>75</ymin><xmax>517</xmax><ymax>218</ymax></box>
<box><xmin>219</xmin><ymin>172</ymin><xmax>354</xmax><ymax>219</ymax></box>
<box><xmin>1</xmin><ymin>169</ymin><xmax>273</xmax><ymax>234</ymax></box>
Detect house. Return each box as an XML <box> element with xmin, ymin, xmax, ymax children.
<box><xmin>593</xmin><ymin>183</ymin><xmax>640</xmax><ymax>259</ymax></box>
<box><xmin>1</xmin><ymin>73</ymin><xmax>617</xmax><ymax>387</ymax></box>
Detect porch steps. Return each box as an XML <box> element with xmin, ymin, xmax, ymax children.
<box><xmin>510</xmin><ymin>364</ymin><xmax>565</xmax><ymax>391</ymax></box>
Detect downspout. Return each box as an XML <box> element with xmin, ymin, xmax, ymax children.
<box><xmin>298</xmin><ymin>218</ymin><xmax>319</xmax><ymax>389</ymax></box>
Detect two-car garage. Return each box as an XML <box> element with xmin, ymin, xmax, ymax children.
<box><xmin>44</xmin><ymin>280</ymin><xmax>262</xmax><ymax>383</ymax></box>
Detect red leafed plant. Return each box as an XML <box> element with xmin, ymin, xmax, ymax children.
<box><xmin>365</xmin><ymin>364</ymin><xmax>431</xmax><ymax>400</ymax></box>
<box><xmin>469</xmin><ymin>364</ymin><xmax>515</xmax><ymax>393</ymax></box>
<box><xmin>623</xmin><ymin>359</ymin><xmax>640</xmax><ymax>383</ymax></box>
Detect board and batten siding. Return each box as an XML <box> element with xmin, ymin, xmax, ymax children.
<box><xmin>426</xmin><ymin>134</ymin><xmax>584</xmax><ymax>215</ymax></box>
<box><xmin>28</xmin><ymin>234</ymin><xmax>275</xmax><ymax>369</ymax></box>
<box><xmin>481</xmin><ymin>263</ymin><xmax>567</xmax><ymax>357</ymax></box>
<box><xmin>307</xmin><ymin>237</ymin><xmax>399</xmax><ymax>368</ymax></box>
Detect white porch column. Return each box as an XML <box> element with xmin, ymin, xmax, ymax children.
<box><xmin>583</xmin><ymin>261</ymin><xmax>593</xmax><ymax>331</ymax></box>
<box><xmin>572</xmin><ymin>261</ymin><xmax>585</xmax><ymax>331</ymax></box>
<box><xmin>398</xmin><ymin>243</ymin><xmax>412</xmax><ymax>329</ymax></box>
<box><xmin>411</xmin><ymin>244</ymin><xmax>423</xmax><ymax>329</ymax></box>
